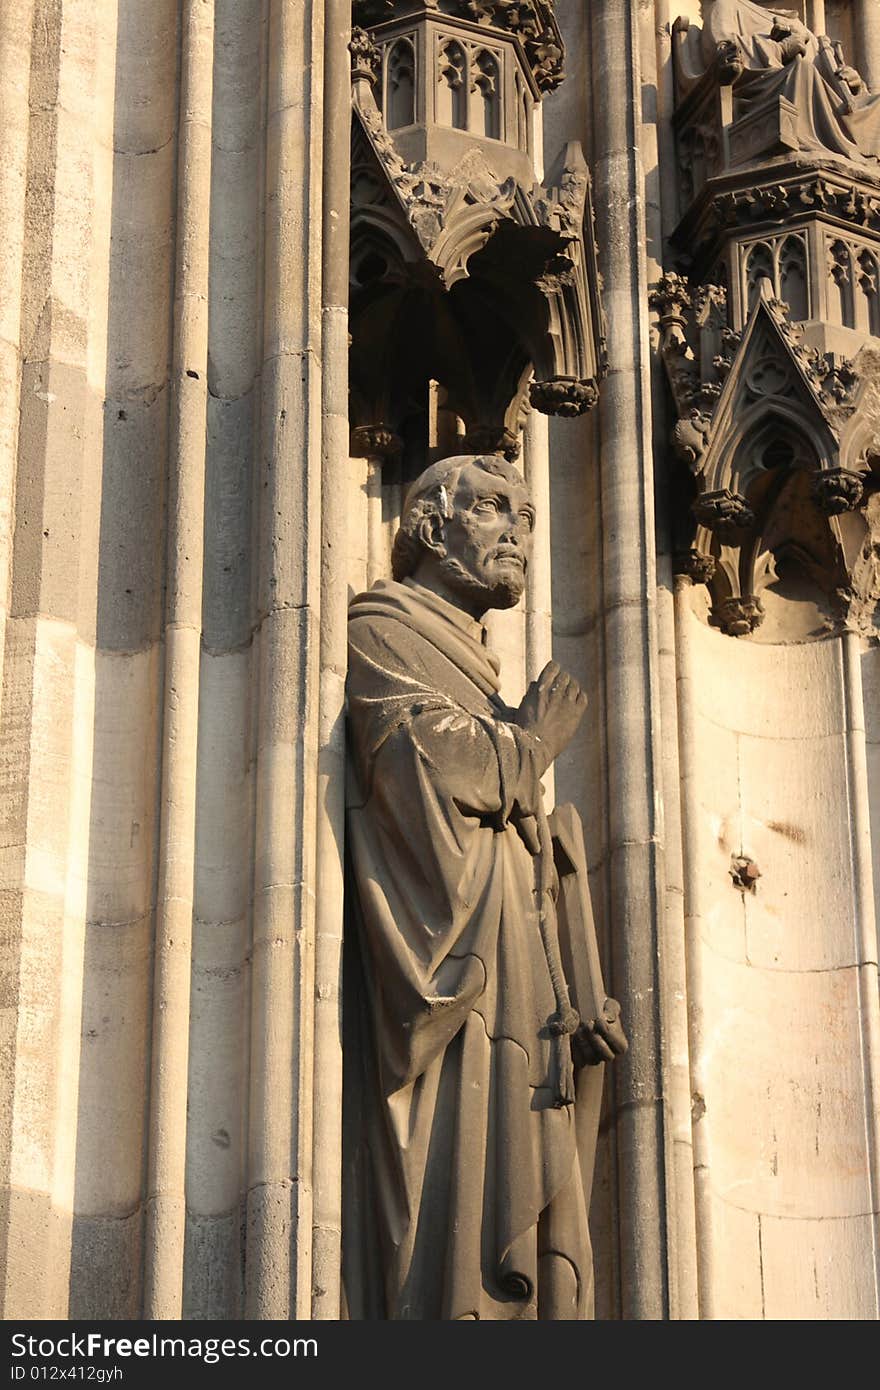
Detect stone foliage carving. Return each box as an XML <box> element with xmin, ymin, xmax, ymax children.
<box><xmin>692</xmin><ymin>487</ymin><xmax>755</xmax><ymax>537</ymax></box>
<box><xmin>343</xmin><ymin>455</ymin><xmax>626</xmax><ymax>1319</ymax></box>
<box><xmin>811</xmin><ymin>467</ymin><xmax>863</xmax><ymax>515</ymax></box>
<box><xmin>350</xmin><ymin>423</ymin><xmax>403</xmax><ymax>459</ymax></box>
<box><xmin>714</xmin><ymin>593</ymin><xmax>765</xmax><ymax>636</ymax></box>
<box><xmin>529</xmin><ymin>376</ymin><xmax>599</xmax><ymax>416</ymax></box>
<box><xmin>354</xmin><ymin>98</ymin><xmax>515</xmax><ymax>265</ymax></box>
<box><xmin>349</xmin><ymin>25</ymin><xmax>381</xmax><ymax>85</ymax></box>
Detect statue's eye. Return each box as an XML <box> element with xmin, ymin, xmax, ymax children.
<box><xmin>474</xmin><ymin>497</ymin><xmax>499</xmax><ymax>514</ymax></box>
<box><xmin>519</xmin><ymin>511</ymin><xmax>535</xmax><ymax>531</ymax></box>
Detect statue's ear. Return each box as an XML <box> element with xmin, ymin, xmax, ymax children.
<box><xmin>417</xmin><ymin>511</ymin><xmax>446</xmax><ymax>557</ymax></box>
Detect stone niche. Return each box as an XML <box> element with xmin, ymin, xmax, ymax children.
<box><xmin>655</xmin><ymin>3</ymin><xmax>880</xmax><ymax>639</ymax></box>
<box><xmin>348</xmin><ymin>0</ymin><xmax>604</xmax><ymax>491</ymax></box>
<box><xmin>364</xmin><ymin>1</ymin><xmax>547</xmax><ymax>185</ymax></box>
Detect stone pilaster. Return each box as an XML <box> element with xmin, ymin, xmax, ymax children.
<box><xmin>590</xmin><ymin>0</ymin><xmax>670</xmax><ymax>1322</ymax></box>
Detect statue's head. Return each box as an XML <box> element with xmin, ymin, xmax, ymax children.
<box><xmin>391</xmin><ymin>454</ymin><xmax>535</xmax><ymax>615</ymax></box>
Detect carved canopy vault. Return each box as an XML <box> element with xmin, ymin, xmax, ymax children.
<box><xmin>656</xmin><ymin>2</ymin><xmax>880</xmax><ymax>637</ymax></box>
<box><xmin>348</xmin><ymin>1</ymin><xmax>606</xmax><ymax>475</ymax></box>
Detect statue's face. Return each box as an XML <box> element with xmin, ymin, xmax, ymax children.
<box><xmin>441</xmin><ymin>461</ymin><xmax>535</xmax><ymax>610</ymax></box>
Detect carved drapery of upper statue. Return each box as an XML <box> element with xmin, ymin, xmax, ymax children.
<box><xmin>673</xmin><ymin>0</ymin><xmax>880</xmax><ymax>174</ymax></box>
<box><xmin>655</xmin><ymin>1</ymin><xmax>880</xmax><ymax>639</ymax></box>
<box><xmin>347</xmin><ymin>2</ymin><xmax>606</xmax><ymax>479</ymax></box>
<box><xmin>669</xmin><ymin>0</ymin><xmax>880</xmax><ymax>312</ymax></box>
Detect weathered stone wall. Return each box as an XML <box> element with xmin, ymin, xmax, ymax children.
<box><xmin>676</xmin><ymin>605</ymin><xmax>880</xmax><ymax>1317</ymax></box>
<box><xmin>0</xmin><ymin>0</ymin><xmax>167</xmax><ymax>1319</ymax></box>
<box><xmin>0</xmin><ymin>0</ymin><xmax>351</xmax><ymax>1320</ymax></box>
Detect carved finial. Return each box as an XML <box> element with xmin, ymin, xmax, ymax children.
<box><xmin>464</xmin><ymin>0</ymin><xmax>497</xmax><ymax>20</ymax></box>
<box><xmin>693</xmin><ymin>282</ymin><xmax>728</xmax><ymax>319</ymax></box>
<box><xmin>526</xmin><ymin>34</ymin><xmax>565</xmax><ymax>92</ymax></box>
<box><xmin>350</xmin><ymin>27</ymin><xmax>381</xmax><ymax>87</ymax></box>
<box><xmin>649</xmin><ymin>272</ymin><xmax>692</xmax><ymax>318</ymax></box>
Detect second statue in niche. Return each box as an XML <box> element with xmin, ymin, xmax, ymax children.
<box><xmin>342</xmin><ymin>454</ymin><xmax>626</xmax><ymax>1320</ymax></box>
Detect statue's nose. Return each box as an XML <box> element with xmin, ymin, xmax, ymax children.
<box><xmin>500</xmin><ymin>514</ymin><xmax>526</xmax><ymax>541</ymax></box>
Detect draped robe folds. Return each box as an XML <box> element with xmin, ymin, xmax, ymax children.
<box><xmin>342</xmin><ymin>579</ymin><xmax>592</xmax><ymax>1321</ymax></box>
<box><xmin>703</xmin><ymin>0</ymin><xmax>880</xmax><ymax>162</ymax></box>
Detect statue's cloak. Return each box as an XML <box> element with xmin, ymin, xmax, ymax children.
<box><xmin>342</xmin><ymin>579</ymin><xmax>591</xmax><ymax>1320</ymax></box>
<box><xmin>705</xmin><ymin>0</ymin><xmax>880</xmax><ymax>162</ymax></box>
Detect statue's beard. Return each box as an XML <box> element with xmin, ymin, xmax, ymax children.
<box><xmin>437</xmin><ymin>553</ymin><xmax>525</xmax><ymax>610</ymax></box>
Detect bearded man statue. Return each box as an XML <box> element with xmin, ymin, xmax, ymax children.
<box><xmin>342</xmin><ymin>454</ymin><xmax>626</xmax><ymax>1321</ymax></box>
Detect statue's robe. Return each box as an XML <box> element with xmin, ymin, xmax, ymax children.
<box><xmin>342</xmin><ymin>578</ymin><xmax>592</xmax><ymax>1320</ymax></box>
<box><xmin>704</xmin><ymin>0</ymin><xmax>880</xmax><ymax>162</ymax></box>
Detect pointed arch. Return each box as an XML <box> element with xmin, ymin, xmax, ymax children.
<box><xmin>779</xmin><ymin>234</ymin><xmax>809</xmax><ymax>321</ymax></box>
<box><xmin>706</xmin><ymin>394</ymin><xmax>836</xmax><ymax>503</ymax></box>
<box><xmin>737</xmin><ymin>412</ymin><xmax>821</xmax><ymax>487</ymax></box>
<box><xmin>472</xmin><ymin>50</ymin><xmax>501</xmax><ymax>140</ymax></box>
<box><xmin>857</xmin><ymin>249</ymin><xmax>880</xmax><ymax>337</ymax></box>
<box><xmin>386</xmin><ymin>38</ymin><xmax>415</xmax><ymax>130</ymax></box>
<box><xmin>745</xmin><ymin>242</ymin><xmax>774</xmax><ymax>310</ymax></box>
<box><xmin>437</xmin><ymin>37</ymin><xmax>467</xmax><ymax>130</ymax></box>
<box><xmin>828</xmin><ymin>239</ymin><xmax>855</xmax><ymax>328</ymax></box>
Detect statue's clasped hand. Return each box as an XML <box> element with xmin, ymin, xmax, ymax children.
<box><xmin>572</xmin><ymin>998</ymin><xmax>629</xmax><ymax>1068</ymax></box>
<box><xmin>513</xmin><ymin>660</ymin><xmax>588</xmax><ymax>775</ymax></box>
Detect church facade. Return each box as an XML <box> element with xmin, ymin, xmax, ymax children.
<box><xmin>0</xmin><ymin>0</ymin><xmax>878</xmax><ymax>1319</ymax></box>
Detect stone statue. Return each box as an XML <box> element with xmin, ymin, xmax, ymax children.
<box><xmin>342</xmin><ymin>453</ymin><xmax>626</xmax><ymax>1320</ymax></box>
<box><xmin>685</xmin><ymin>0</ymin><xmax>880</xmax><ymax>163</ymax></box>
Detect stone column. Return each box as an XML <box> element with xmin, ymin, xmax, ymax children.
<box><xmin>312</xmin><ymin>0</ymin><xmax>351</xmax><ymax>1320</ymax></box>
<box><xmin>182</xmin><ymin>0</ymin><xmax>263</xmax><ymax>1320</ymax></box>
<box><xmin>346</xmin><ymin>447</ymin><xmax>386</xmax><ymax>592</ymax></box>
<box><xmin>143</xmin><ymin>0</ymin><xmax>214</xmax><ymax>1321</ymax></box>
<box><xmin>842</xmin><ymin>633</ymin><xmax>880</xmax><ymax>1274</ymax></box>
<box><xmin>855</xmin><ymin>0</ymin><xmax>880</xmax><ymax>92</ymax></box>
<box><xmin>71</xmin><ymin>0</ymin><xmax>177</xmax><ymax>1319</ymax></box>
<box><xmin>806</xmin><ymin>0</ymin><xmax>826</xmax><ymax>36</ymax></box>
<box><xmin>0</xmin><ymin>0</ymin><xmax>350</xmax><ymax>1323</ymax></box>
<box><xmin>590</xmin><ymin>0</ymin><xmax>670</xmax><ymax>1321</ymax></box>
<box><xmin>522</xmin><ymin>412</ymin><xmax>555</xmax><ymax>805</ymax></box>
<box><xmin>545</xmin><ymin>0</ymin><xmax>612</xmax><ymax>1317</ymax></box>
<box><xmin>366</xmin><ymin>461</ymin><xmax>385</xmax><ymax>588</ymax></box>
<box><xmin>246</xmin><ymin>0</ymin><xmax>326</xmax><ymax>1318</ymax></box>
<box><xmin>672</xmin><ymin>578</ymin><xmax>718</xmax><ymax>1320</ymax></box>
<box><xmin>645</xmin><ymin>0</ymin><xmax>699</xmax><ymax>1321</ymax></box>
